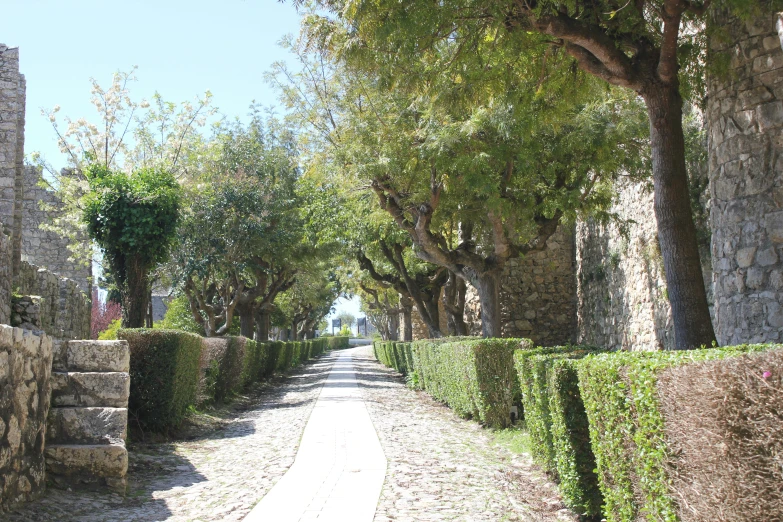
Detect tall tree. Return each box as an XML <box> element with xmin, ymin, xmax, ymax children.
<box><xmin>301</xmin><ymin>0</ymin><xmax>731</xmax><ymax>347</ymax></box>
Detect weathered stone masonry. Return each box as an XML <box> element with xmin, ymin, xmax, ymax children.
<box><xmin>707</xmin><ymin>6</ymin><xmax>783</xmax><ymax>345</ymax></box>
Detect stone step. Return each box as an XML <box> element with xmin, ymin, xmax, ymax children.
<box><xmin>47</xmin><ymin>407</ymin><xmax>127</xmax><ymax>445</ymax></box>
<box><xmin>51</xmin><ymin>371</ymin><xmax>130</xmax><ymax>407</ymax></box>
<box><xmin>53</xmin><ymin>340</ymin><xmax>129</xmax><ymax>372</ymax></box>
<box><xmin>45</xmin><ymin>443</ymin><xmax>127</xmax><ymax>477</ymax></box>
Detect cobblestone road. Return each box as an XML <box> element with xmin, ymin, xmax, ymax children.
<box><xmin>353</xmin><ymin>346</ymin><xmax>576</xmax><ymax>522</ymax></box>
<box><xmin>5</xmin><ymin>347</ymin><xmax>575</xmax><ymax>522</ymax></box>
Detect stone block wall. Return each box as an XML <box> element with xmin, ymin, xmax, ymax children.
<box><xmin>462</xmin><ymin>225</ymin><xmax>577</xmax><ymax>346</ymax></box>
<box><xmin>46</xmin><ymin>340</ymin><xmax>129</xmax><ymax>492</ymax></box>
<box><xmin>16</xmin><ymin>261</ymin><xmax>90</xmax><ymax>341</ymax></box>
<box><xmin>707</xmin><ymin>6</ymin><xmax>783</xmax><ymax>345</ymax></box>
<box><xmin>0</xmin><ymin>325</ymin><xmax>53</xmax><ymax>510</ymax></box>
<box><xmin>0</xmin><ymin>229</ymin><xmax>10</xmax><ymax>325</ymax></box>
<box><xmin>22</xmin><ymin>167</ymin><xmax>91</xmax><ymax>294</ymax></box>
<box><xmin>575</xmin><ymin>180</ymin><xmax>675</xmax><ymax>351</ymax></box>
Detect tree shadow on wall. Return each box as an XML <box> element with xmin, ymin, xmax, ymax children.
<box><xmin>577</xmin><ymin>217</ymin><xmax>670</xmax><ymax>351</ymax></box>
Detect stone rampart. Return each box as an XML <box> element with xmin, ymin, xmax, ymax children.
<box><xmin>16</xmin><ymin>261</ymin><xmax>90</xmax><ymax>341</ymax></box>
<box><xmin>462</xmin><ymin>225</ymin><xmax>577</xmax><ymax>345</ymax></box>
<box><xmin>0</xmin><ymin>229</ymin><xmax>10</xmax><ymax>325</ymax></box>
<box><xmin>0</xmin><ymin>325</ymin><xmax>53</xmax><ymax>510</ymax></box>
<box><xmin>707</xmin><ymin>6</ymin><xmax>783</xmax><ymax>345</ymax></box>
<box><xmin>22</xmin><ymin>167</ymin><xmax>91</xmax><ymax>294</ymax></box>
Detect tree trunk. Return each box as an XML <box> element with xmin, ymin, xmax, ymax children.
<box><xmin>445</xmin><ymin>272</ymin><xmax>468</xmax><ymax>336</ymax></box>
<box><xmin>388</xmin><ymin>313</ymin><xmax>400</xmax><ymax>341</ymax></box>
<box><xmin>122</xmin><ymin>255</ymin><xmax>150</xmax><ymax>329</ymax></box>
<box><xmin>254</xmin><ymin>308</ymin><xmax>270</xmax><ymax>341</ymax></box>
<box><xmin>291</xmin><ymin>321</ymin><xmax>298</xmax><ymax>341</ymax></box>
<box><xmin>423</xmin><ymin>294</ymin><xmax>442</xmax><ymax>338</ymax></box>
<box><xmin>475</xmin><ymin>272</ymin><xmax>501</xmax><ymax>338</ymax></box>
<box><xmin>237</xmin><ymin>302</ymin><xmax>255</xmax><ymax>338</ymax></box>
<box><xmin>642</xmin><ymin>84</ymin><xmax>716</xmax><ymax>349</ymax></box>
<box><xmin>402</xmin><ymin>306</ymin><xmax>413</xmax><ymax>341</ymax></box>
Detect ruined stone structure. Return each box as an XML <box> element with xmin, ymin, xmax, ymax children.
<box><xmin>707</xmin><ymin>7</ymin><xmax>783</xmax><ymax>345</ymax></box>
<box><xmin>0</xmin><ymin>325</ymin><xmax>53</xmax><ymax>508</ymax></box>
<box><xmin>47</xmin><ymin>340</ymin><xmax>129</xmax><ymax>492</ymax></box>
<box><xmin>0</xmin><ymin>45</ymin><xmax>127</xmax><ymax>510</ymax></box>
<box><xmin>22</xmin><ymin>166</ymin><xmax>91</xmax><ymax>293</ymax></box>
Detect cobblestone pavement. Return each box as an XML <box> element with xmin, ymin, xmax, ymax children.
<box><xmin>4</xmin><ymin>354</ymin><xmax>337</xmax><ymax>522</ymax></box>
<box><xmin>352</xmin><ymin>346</ymin><xmax>576</xmax><ymax>522</ymax></box>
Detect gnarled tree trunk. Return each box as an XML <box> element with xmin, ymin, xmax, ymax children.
<box><xmin>474</xmin><ymin>271</ymin><xmax>501</xmax><ymax>338</ymax></box>
<box><xmin>237</xmin><ymin>302</ymin><xmax>256</xmax><ymax>338</ymax></box>
<box><xmin>254</xmin><ymin>308</ymin><xmax>270</xmax><ymax>341</ymax></box>
<box><xmin>444</xmin><ymin>271</ymin><xmax>467</xmax><ymax>336</ymax></box>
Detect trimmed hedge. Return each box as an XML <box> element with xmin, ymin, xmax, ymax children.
<box><xmin>578</xmin><ymin>344</ymin><xmax>778</xmax><ymax>522</ymax></box>
<box><xmin>200</xmin><ymin>336</ymin><xmax>247</xmax><ymax>404</ymax></box>
<box><xmin>413</xmin><ymin>337</ymin><xmax>527</xmax><ymax>428</ymax></box>
<box><xmin>120</xmin><ymin>329</ymin><xmax>202</xmax><ymax>432</ymax></box>
<box><xmin>241</xmin><ymin>338</ymin><xmax>267</xmax><ymax>387</ymax></box>
<box><xmin>264</xmin><ymin>341</ymin><xmax>284</xmax><ymax>377</ymax></box>
<box><xmin>326</xmin><ymin>335</ymin><xmax>350</xmax><ymax>350</ymax></box>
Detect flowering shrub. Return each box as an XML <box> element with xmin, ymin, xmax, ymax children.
<box><xmin>91</xmin><ymin>289</ymin><xmax>122</xmax><ymax>339</ymax></box>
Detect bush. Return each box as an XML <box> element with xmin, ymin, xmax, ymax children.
<box><xmin>200</xmin><ymin>337</ymin><xmax>247</xmax><ymax>404</ymax></box>
<box><xmin>412</xmin><ymin>337</ymin><xmax>527</xmax><ymax>428</ymax></box>
<box><xmin>656</xmin><ymin>347</ymin><xmax>783</xmax><ymax>522</ymax></box>
<box><xmin>155</xmin><ymin>295</ymin><xmax>204</xmax><ymax>335</ymax></box>
<box><xmin>548</xmin><ymin>356</ymin><xmax>604</xmax><ymax>518</ymax></box>
<box><xmin>578</xmin><ymin>344</ymin><xmax>777</xmax><ymax>522</ymax></box>
<box><xmin>98</xmin><ymin>318</ymin><xmax>122</xmax><ymax>340</ymax></box>
<box><xmin>240</xmin><ymin>338</ymin><xmax>267</xmax><ymax>387</ymax></box>
<box><xmin>119</xmin><ymin>329</ymin><xmax>202</xmax><ymax>432</ymax></box>
<box><xmin>265</xmin><ymin>341</ymin><xmax>284</xmax><ymax>377</ymax></box>
<box><xmin>327</xmin><ymin>336</ymin><xmax>350</xmax><ymax>350</ymax></box>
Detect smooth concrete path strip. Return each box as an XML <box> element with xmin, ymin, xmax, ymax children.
<box><xmin>244</xmin><ymin>348</ymin><xmax>387</xmax><ymax>522</ymax></box>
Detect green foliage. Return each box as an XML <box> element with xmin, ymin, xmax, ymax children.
<box><xmin>265</xmin><ymin>341</ymin><xmax>285</xmax><ymax>377</ymax></box>
<box><xmin>326</xmin><ymin>336</ymin><xmax>350</xmax><ymax>350</ymax></box>
<box><xmin>514</xmin><ymin>345</ymin><xmax>604</xmax><ymax>516</ymax></box>
<box><xmin>549</xmin><ymin>358</ymin><xmax>603</xmax><ymax>517</ymax></box>
<box><xmin>120</xmin><ymin>329</ymin><xmax>202</xmax><ymax>432</ymax></box>
<box><xmin>98</xmin><ymin>319</ymin><xmax>122</xmax><ymax>340</ymax></box>
<box><xmin>156</xmin><ymin>295</ymin><xmax>204</xmax><ymax>335</ymax></box>
<box><xmin>412</xmin><ymin>338</ymin><xmax>525</xmax><ymax>428</ymax></box>
<box><xmin>201</xmin><ymin>337</ymin><xmax>248</xmax><ymax>404</ymax></box>
<box><xmin>83</xmin><ymin>164</ymin><xmax>180</xmax><ymax>279</ymax></box>
<box><xmin>578</xmin><ymin>345</ymin><xmax>776</xmax><ymax>522</ymax></box>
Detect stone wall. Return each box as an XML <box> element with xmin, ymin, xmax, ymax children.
<box><xmin>0</xmin><ymin>229</ymin><xmax>10</xmax><ymax>325</ymax></box>
<box><xmin>707</xmin><ymin>6</ymin><xmax>783</xmax><ymax>345</ymax></box>
<box><xmin>462</xmin><ymin>226</ymin><xmax>577</xmax><ymax>346</ymax></box>
<box><xmin>0</xmin><ymin>45</ymin><xmax>25</xmax><ymax>282</ymax></box>
<box><xmin>16</xmin><ymin>261</ymin><xmax>90</xmax><ymax>341</ymax></box>
<box><xmin>22</xmin><ymin>167</ymin><xmax>91</xmax><ymax>294</ymax></box>
<box><xmin>575</xmin><ymin>180</ymin><xmax>675</xmax><ymax>351</ymax></box>
<box><xmin>0</xmin><ymin>325</ymin><xmax>53</xmax><ymax>510</ymax></box>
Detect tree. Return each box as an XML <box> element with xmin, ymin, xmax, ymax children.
<box><xmin>82</xmin><ymin>165</ymin><xmax>180</xmax><ymax>328</ymax></box>
<box><xmin>337</xmin><ymin>312</ymin><xmax>356</xmax><ymax>331</ymax></box>
<box><xmin>302</xmin><ymin>0</ymin><xmax>736</xmax><ymax>347</ymax></box>
<box><xmin>272</xmin><ymin>36</ymin><xmax>648</xmax><ymax>336</ymax></box>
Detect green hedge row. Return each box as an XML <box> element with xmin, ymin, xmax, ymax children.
<box><xmin>326</xmin><ymin>336</ymin><xmax>350</xmax><ymax>350</ymax></box>
<box><xmin>373</xmin><ymin>336</ymin><xmax>783</xmax><ymax>521</ymax></box>
<box><xmin>122</xmin><ymin>330</ymin><xmax>331</xmax><ymax>432</ymax></box>
<box><xmin>374</xmin><ymin>337</ymin><xmax>526</xmax><ymax>428</ymax></box>
<box><xmin>577</xmin><ymin>344</ymin><xmax>778</xmax><ymax>522</ymax></box>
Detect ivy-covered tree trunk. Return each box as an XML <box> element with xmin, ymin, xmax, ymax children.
<box><xmin>122</xmin><ymin>255</ymin><xmax>150</xmax><ymax>329</ymax></box>
<box><xmin>254</xmin><ymin>308</ymin><xmax>270</xmax><ymax>342</ymax></box>
<box><xmin>642</xmin><ymin>84</ymin><xmax>716</xmax><ymax>349</ymax></box>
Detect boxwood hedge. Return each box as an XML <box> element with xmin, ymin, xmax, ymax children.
<box><xmin>578</xmin><ymin>344</ymin><xmax>776</xmax><ymax>522</ymax></box>
<box><xmin>120</xmin><ymin>328</ymin><xmax>202</xmax><ymax>432</ymax></box>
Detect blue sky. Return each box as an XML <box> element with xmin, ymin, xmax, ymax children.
<box><xmin>1</xmin><ymin>0</ymin><xmax>363</xmax><ymax>326</ymax></box>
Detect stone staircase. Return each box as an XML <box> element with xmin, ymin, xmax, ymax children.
<box><xmin>46</xmin><ymin>340</ymin><xmax>130</xmax><ymax>492</ymax></box>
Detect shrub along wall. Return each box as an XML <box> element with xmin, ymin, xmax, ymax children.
<box><xmin>119</xmin><ymin>329</ymin><xmax>202</xmax><ymax>432</ymax></box>
<box><xmin>578</xmin><ymin>344</ymin><xmax>781</xmax><ymax>522</ymax></box>
<box><xmin>122</xmin><ymin>331</ymin><xmax>329</xmax><ymax>432</ymax></box>
<box><xmin>514</xmin><ymin>345</ymin><xmax>605</xmax><ymax>518</ymax></box>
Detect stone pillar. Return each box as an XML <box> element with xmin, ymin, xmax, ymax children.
<box><xmin>707</xmin><ymin>5</ymin><xmax>783</xmax><ymax>345</ymax></box>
